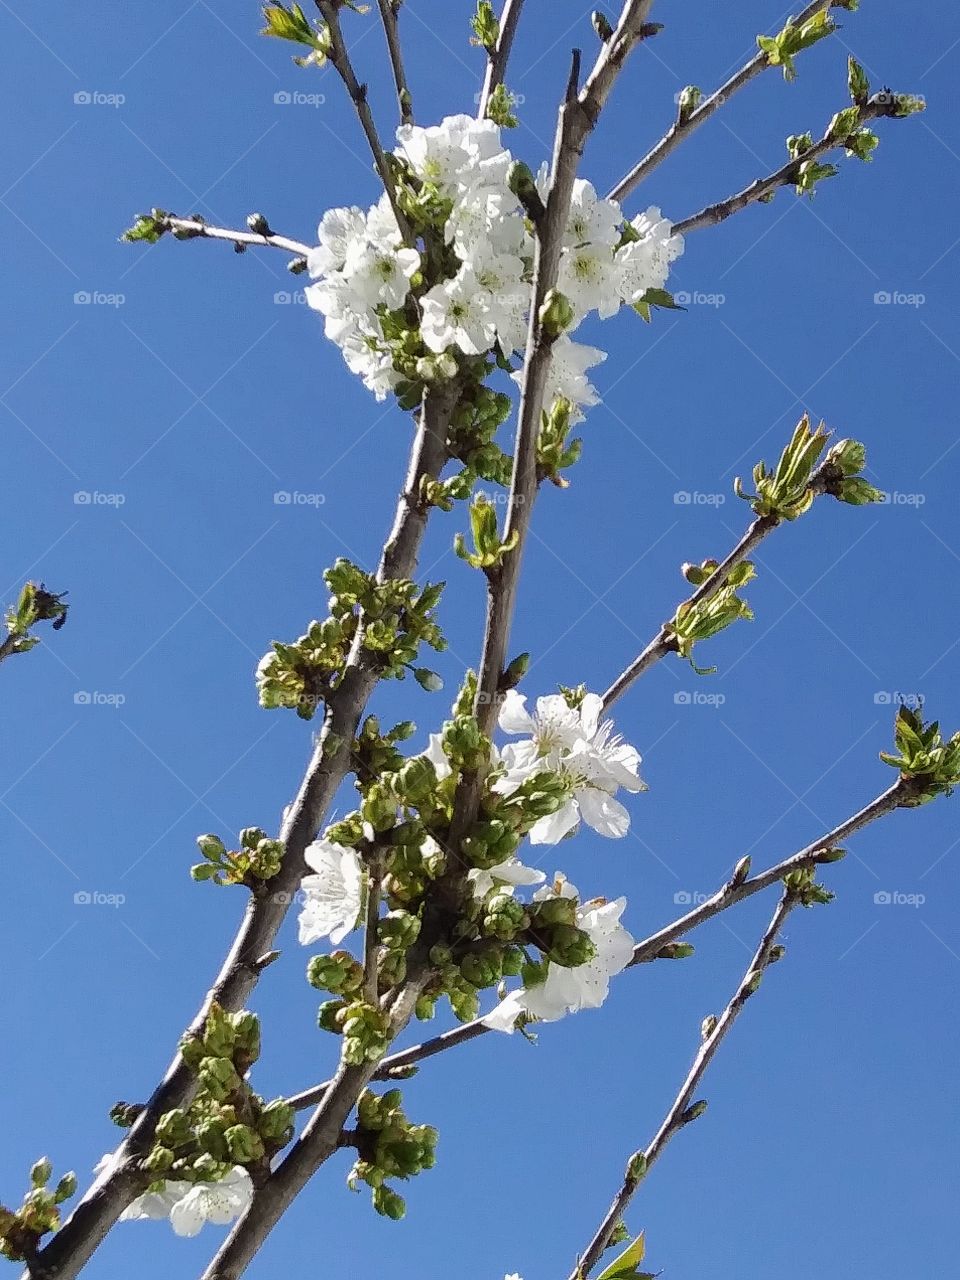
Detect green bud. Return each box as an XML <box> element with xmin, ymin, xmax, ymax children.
<box><xmin>196</xmin><ymin>833</ymin><xmax>226</xmax><ymax>860</ymax></box>
<box><xmin>29</xmin><ymin>1160</ymin><xmax>52</xmax><ymax>1190</ymax></box>
<box><xmin>142</xmin><ymin>1145</ymin><xmax>175</xmax><ymax>1175</ymax></box>
<box><xmin>701</xmin><ymin>1014</ymin><xmax>718</xmax><ymax>1041</ymax></box>
<box><xmin>224</xmin><ymin>1124</ymin><xmax>265</xmax><ymax>1164</ymax></box>
<box><xmin>372</xmin><ymin>1185</ymin><xmax>406</xmax><ymax>1220</ymax></box>
<box><xmin>656</xmin><ymin>942</ymin><xmax>695</xmax><ymax>960</ymax></box>
<box><xmin>544</xmin><ymin>924</ymin><xmax>597</xmax><ymax>968</ymax></box>
<box><xmin>682</xmin><ymin>1100</ymin><xmax>708</xmax><ymax>1124</ymax></box>
<box><xmin>198</xmin><ymin>1057</ymin><xmax>241</xmax><ymax>1101</ymax></box>
<box><xmin>539</xmin><ymin>289</ymin><xmax>575</xmax><ymax>339</ymax></box>
<box><xmin>378</xmin><ymin>909</ymin><xmax>422</xmax><ymax>951</ymax></box>
<box><xmin>231</xmin><ymin>1011</ymin><xmax>261</xmax><ymax>1065</ymax></box>
<box><xmin>259</xmin><ymin>1100</ymin><xmax>296</xmax><ymax>1147</ymax></box>
<box><xmin>676</xmin><ymin>83</ymin><xmax>701</xmax><ymax>123</ymax></box>
<box><xmin>202</xmin><ymin>1003</ymin><xmax>237</xmax><ymax>1059</ymax></box>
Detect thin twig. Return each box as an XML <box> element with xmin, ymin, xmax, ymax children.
<box><xmin>376</xmin><ymin>0</ymin><xmax>414</xmax><ymax>125</ymax></box>
<box><xmin>478</xmin><ymin>0</ymin><xmax>527</xmax><ymax>119</ymax></box>
<box><xmin>316</xmin><ymin>0</ymin><xmax>411</xmax><ymax>238</ymax></box>
<box><xmin>606</xmin><ymin>0</ymin><xmax>837</xmax><ymax>203</ymax></box>
<box><xmin>675</xmin><ymin>95</ymin><xmax>894</xmax><ymax>236</ymax></box>
<box><xmin>157</xmin><ymin>217</ymin><xmax>312</xmax><ymax>258</ymax></box>
<box><xmin>284</xmin><ymin>774</ymin><xmax>918</xmax><ymax>1114</ymax></box>
<box><xmin>600</xmin><ymin>452</ymin><xmax>848</xmax><ymax>709</ymax></box>
<box><xmin>571</xmin><ymin>891</ymin><xmax>797</xmax><ymax>1277</ymax></box>
<box><xmin>23</xmin><ymin>384</ymin><xmax>458</xmax><ymax>1280</ymax></box>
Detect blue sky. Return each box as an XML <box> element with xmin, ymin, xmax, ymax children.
<box><xmin>2</xmin><ymin>1</ymin><xmax>959</xmax><ymax>1277</ymax></box>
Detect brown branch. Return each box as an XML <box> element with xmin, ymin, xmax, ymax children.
<box><xmin>674</xmin><ymin>96</ymin><xmax>894</xmax><ymax>236</ymax></box>
<box><xmin>316</xmin><ymin>0</ymin><xmax>411</xmax><ymax>239</ymax></box>
<box><xmin>376</xmin><ymin>0</ymin><xmax>414</xmax><ymax>125</ymax></box>
<box><xmin>22</xmin><ymin>384</ymin><xmax>458</xmax><ymax>1280</ymax></box>
<box><xmin>199</xmin><ymin>977</ymin><xmax>428</xmax><ymax>1280</ymax></box>
<box><xmin>478</xmin><ymin>0</ymin><xmax>526</xmax><ymax>119</ymax></box>
<box><xmin>600</xmin><ymin>453</ymin><xmax>847</xmax><ymax>710</ymax></box>
<box><xmin>285</xmin><ymin>774</ymin><xmax>919</xmax><ymax>1115</ymax></box>
<box><xmin>606</xmin><ymin>0</ymin><xmax>841</xmax><ymax>203</ymax></box>
<box><xmin>570</xmin><ymin>891</ymin><xmax>797</xmax><ymax>1278</ymax></box>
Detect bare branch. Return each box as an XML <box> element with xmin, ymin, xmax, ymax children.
<box><xmin>571</xmin><ymin>891</ymin><xmax>797</xmax><ymax>1277</ymax></box>
<box><xmin>376</xmin><ymin>0</ymin><xmax>414</xmax><ymax>126</ymax></box>
<box><xmin>674</xmin><ymin>95</ymin><xmax>897</xmax><ymax>236</ymax></box>
<box><xmin>606</xmin><ymin>0</ymin><xmax>837</xmax><ymax>203</ymax></box>
<box><xmin>155</xmin><ymin>216</ymin><xmax>311</xmax><ymax>258</ymax></box>
<box><xmin>601</xmin><ymin>449</ymin><xmax>846</xmax><ymax>709</ymax></box>
<box><xmin>478</xmin><ymin>0</ymin><xmax>526</xmax><ymax>119</ymax></box>
<box><xmin>285</xmin><ymin>774</ymin><xmax>919</xmax><ymax>1115</ymax></box>
<box><xmin>316</xmin><ymin>0</ymin><xmax>410</xmax><ymax>238</ymax></box>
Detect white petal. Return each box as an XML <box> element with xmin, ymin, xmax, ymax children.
<box><xmin>528</xmin><ymin>799</ymin><xmax>581</xmax><ymax>845</ymax></box>
<box><xmin>577</xmin><ymin>788</ymin><xmax>630</xmax><ymax>838</ymax></box>
<box><xmin>498</xmin><ymin>689</ymin><xmax>535</xmax><ymax>735</ymax></box>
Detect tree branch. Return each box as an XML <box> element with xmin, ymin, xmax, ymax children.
<box><xmin>600</xmin><ymin>452</ymin><xmax>843</xmax><ymax>709</ymax></box>
<box><xmin>478</xmin><ymin>0</ymin><xmax>526</xmax><ymax>119</ymax></box>
<box><xmin>674</xmin><ymin>95</ymin><xmax>895</xmax><ymax>236</ymax></box>
<box><xmin>285</xmin><ymin>773</ymin><xmax>920</xmax><ymax>1114</ymax></box>
<box><xmin>23</xmin><ymin>384</ymin><xmax>458</xmax><ymax>1280</ymax></box>
<box><xmin>376</xmin><ymin>0</ymin><xmax>413</xmax><ymax>126</ymax></box>
<box><xmin>570</xmin><ymin>891</ymin><xmax>797</xmax><ymax>1278</ymax></box>
<box><xmin>154</xmin><ymin>216</ymin><xmax>312</xmax><ymax>258</ymax></box>
<box><xmin>606</xmin><ymin>0</ymin><xmax>838</xmax><ymax>203</ymax></box>
<box><xmin>199</xmin><ymin>978</ymin><xmax>427</xmax><ymax>1280</ymax></box>
<box><xmin>316</xmin><ymin>0</ymin><xmax>410</xmax><ymax>238</ymax></box>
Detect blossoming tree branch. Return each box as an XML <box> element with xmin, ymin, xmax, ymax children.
<box><xmin>2</xmin><ymin>3</ymin><xmax>951</xmax><ymax>1279</ymax></box>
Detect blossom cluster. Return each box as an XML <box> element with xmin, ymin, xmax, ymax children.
<box><xmin>96</xmin><ymin>1157</ymin><xmax>253</xmax><ymax>1238</ymax></box>
<box><xmin>297</xmin><ymin>687</ymin><xmax>644</xmax><ymax>1033</ymax></box>
<box><xmin>306</xmin><ymin>114</ymin><xmax>683</xmax><ymax>420</ymax></box>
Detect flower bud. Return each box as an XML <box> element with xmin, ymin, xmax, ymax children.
<box><xmin>142</xmin><ymin>1145</ymin><xmax>175</xmax><ymax>1175</ymax></box>
<box><xmin>29</xmin><ymin>1160</ymin><xmax>52</xmax><ymax>1189</ymax></box>
<box><xmin>53</xmin><ymin>1172</ymin><xmax>77</xmax><ymax>1205</ymax></box>
<box><xmin>543</xmin><ymin>924</ymin><xmax>596</xmax><ymax>968</ymax></box>
<box><xmin>224</xmin><ymin>1124</ymin><xmax>265</xmax><ymax>1164</ymax></box>
<box><xmin>317</xmin><ymin>998</ymin><xmax>348</xmax><ymax>1033</ymax></box>
<box><xmin>539</xmin><ymin>289</ymin><xmax>575</xmax><ymax>339</ymax></box>
<box><xmin>198</xmin><ymin>1056</ymin><xmax>241</xmax><ymax>1102</ymax></box>
<box><xmin>372</xmin><ymin>1185</ymin><xmax>406</xmax><ymax>1220</ymax></box>
<box><xmin>201</xmin><ymin>1003</ymin><xmax>236</xmax><ymax>1059</ymax></box>
<box><xmin>258</xmin><ymin>1100</ymin><xmax>295</xmax><ymax>1146</ymax></box>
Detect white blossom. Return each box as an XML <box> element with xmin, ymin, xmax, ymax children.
<box><xmin>468</xmin><ymin>855</ymin><xmax>546</xmax><ymax>900</ymax></box>
<box><xmin>118</xmin><ymin>1167</ymin><xmax>253</xmax><ymax>1237</ymax></box>
<box><xmin>298</xmin><ymin>839</ymin><xmax>365</xmax><ymax>946</ymax></box>
<box><xmin>495</xmin><ymin>690</ymin><xmax>645</xmax><ymax>843</ymax></box>
<box><xmin>616</xmin><ymin>206</ymin><xmax>685</xmax><ymax>304</ymax></box>
<box><xmin>484</xmin><ymin>876</ymin><xmax>635</xmax><ymax>1032</ymax></box>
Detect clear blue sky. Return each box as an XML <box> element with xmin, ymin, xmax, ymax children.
<box><xmin>2</xmin><ymin>2</ymin><xmax>959</xmax><ymax>1277</ymax></box>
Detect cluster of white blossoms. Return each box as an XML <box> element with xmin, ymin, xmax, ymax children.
<box><xmin>306</xmin><ymin>114</ymin><xmax>683</xmax><ymax>418</ymax></box>
<box><xmin>483</xmin><ymin>873</ymin><xmax>636</xmax><ymax>1033</ymax></box>
<box><xmin>97</xmin><ymin>1156</ymin><xmax>253</xmax><ymax>1237</ymax></box>
<box><xmin>494</xmin><ymin>690</ymin><xmax>646</xmax><ymax>843</ymax></box>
